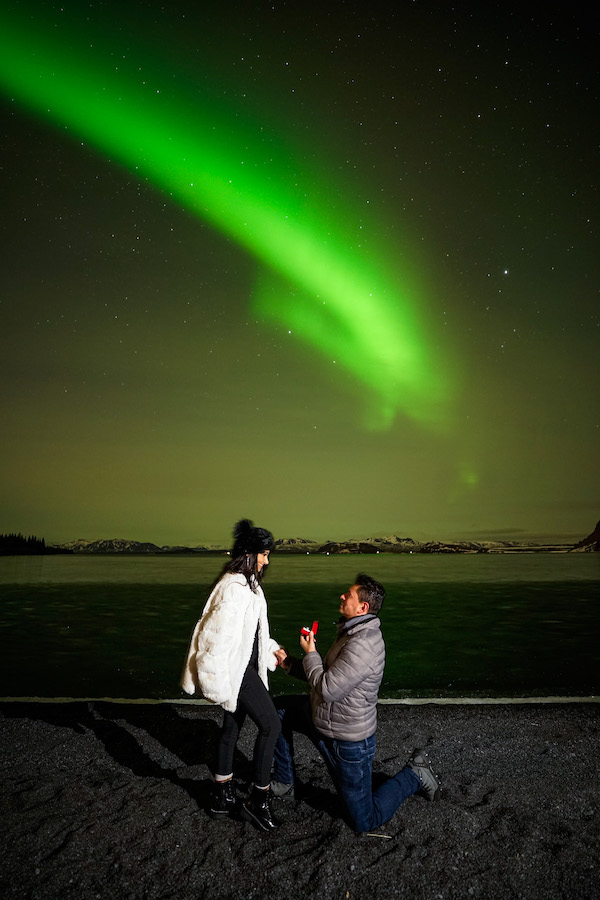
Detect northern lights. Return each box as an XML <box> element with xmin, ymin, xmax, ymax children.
<box><xmin>0</xmin><ymin>1</ymin><xmax>597</xmax><ymax>546</ymax></box>
<box><xmin>0</xmin><ymin>2</ymin><xmax>448</xmax><ymax>431</ymax></box>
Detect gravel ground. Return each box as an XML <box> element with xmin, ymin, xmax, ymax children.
<box><xmin>1</xmin><ymin>700</ymin><xmax>599</xmax><ymax>900</ymax></box>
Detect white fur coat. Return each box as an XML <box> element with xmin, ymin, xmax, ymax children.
<box><xmin>180</xmin><ymin>572</ymin><xmax>280</xmax><ymax>711</ymax></box>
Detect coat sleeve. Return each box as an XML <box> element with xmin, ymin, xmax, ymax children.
<box><xmin>266</xmin><ymin>637</ymin><xmax>281</xmax><ymax>672</ymax></box>
<box><xmin>302</xmin><ymin>636</ymin><xmax>377</xmax><ymax>702</ymax></box>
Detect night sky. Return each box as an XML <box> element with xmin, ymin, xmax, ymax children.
<box><xmin>1</xmin><ymin>1</ymin><xmax>598</xmax><ymax>547</ymax></box>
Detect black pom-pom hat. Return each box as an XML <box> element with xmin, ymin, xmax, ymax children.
<box><xmin>232</xmin><ymin>519</ymin><xmax>274</xmax><ymax>557</ymax></box>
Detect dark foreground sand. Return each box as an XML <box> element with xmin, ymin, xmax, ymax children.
<box><xmin>1</xmin><ymin>700</ymin><xmax>599</xmax><ymax>900</ymax></box>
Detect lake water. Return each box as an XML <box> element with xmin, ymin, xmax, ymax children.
<box><xmin>1</xmin><ymin>553</ymin><xmax>598</xmax><ymax>701</ymax></box>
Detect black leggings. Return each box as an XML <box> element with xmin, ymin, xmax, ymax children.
<box><xmin>216</xmin><ymin>665</ymin><xmax>281</xmax><ymax>787</ymax></box>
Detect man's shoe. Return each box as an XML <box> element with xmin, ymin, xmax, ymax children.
<box><xmin>208</xmin><ymin>779</ymin><xmax>237</xmax><ymax>819</ymax></box>
<box><xmin>270</xmin><ymin>780</ymin><xmax>295</xmax><ymax>800</ymax></box>
<box><xmin>407</xmin><ymin>748</ymin><xmax>440</xmax><ymax>802</ymax></box>
<box><xmin>240</xmin><ymin>786</ymin><xmax>281</xmax><ymax>832</ymax></box>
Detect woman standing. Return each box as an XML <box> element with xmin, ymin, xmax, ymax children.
<box><xmin>181</xmin><ymin>519</ymin><xmax>283</xmax><ymax>831</ymax></box>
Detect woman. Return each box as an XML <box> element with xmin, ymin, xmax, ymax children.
<box><xmin>181</xmin><ymin>519</ymin><xmax>283</xmax><ymax>831</ymax></box>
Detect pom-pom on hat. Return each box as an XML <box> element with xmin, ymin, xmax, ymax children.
<box><xmin>232</xmin><ymin>519</ymin><xmax>274</xmax><ymax>557</ymax></box>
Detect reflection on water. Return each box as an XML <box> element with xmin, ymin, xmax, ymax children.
<box><xmin>1</xmin><ymin>554</ymin><xmax>598</xmax><ymax>700</ymax></box>
<box><xmin>2</xmin><ymin>551</ymin><xmax>599</xmax><ymax>584</ymax></box>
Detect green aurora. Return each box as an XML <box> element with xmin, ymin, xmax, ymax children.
<box><xmin>0</xmin><ymin>5</ymin><xmax>452</xmax><ymax>432</ymax></box>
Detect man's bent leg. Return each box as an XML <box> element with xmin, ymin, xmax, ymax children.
<box><xmin>368</xmin><ymin>767</ymin><xmax>421</xmax><ymax>829</ymax></box>
<box><xmin>324</xmin><ymin>735</ymin><xmax>378</xmax><ymax>834</ymax></box>
<box><xmin>272</xmin><ymin>695</ymin><xmax>313</xmax><ymax>785</ymax></box>
<box><xmin>323</xmin><ymin>739</ymin><xmax>422</xmax><ymax>832</ymax></box>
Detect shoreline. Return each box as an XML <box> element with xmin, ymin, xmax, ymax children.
<box><xmin>2</xmin><ymin>545</ymin><xmax>587</xmax><ymax>556</ymax></box>
<box><xmin>5</xmin><ymin>535</ymin><xmax>596</xmax><ymax>556</ymax></box>
<box><xmin>2</xmin><ymin>699</ymin><xmax>599</xmax><ymax>899</ymax></box>
<box><xmin>1</xmin><ymin>694</ymin><xmax>599</xmax><ymax>705</ymax></box>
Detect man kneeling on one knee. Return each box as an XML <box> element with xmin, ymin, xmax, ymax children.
<box><xmin>272</xmin><ymin>574</ymin><xmax>440</xmax><ymax>833</ymax></box>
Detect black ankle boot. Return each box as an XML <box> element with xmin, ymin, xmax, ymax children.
<box><xmin>240</xmin><ymin>786</ymin><xmax>280</xmax><ymax>832</ymax></box>
<box><xmin>209</xmin><ymin>779</ymin><xmax>237</xmax><ymax>819</ymax></box>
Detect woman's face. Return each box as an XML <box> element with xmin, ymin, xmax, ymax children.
<box><xmin>256</xmin><ymin>550</ymin><xmax>270</xmax><ymax>573</ymax></box>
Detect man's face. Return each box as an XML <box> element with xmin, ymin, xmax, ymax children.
<box><xmin>339</xmin><ymin>583</ymin><xmax>368</xmax><ymax>620</ymax></box>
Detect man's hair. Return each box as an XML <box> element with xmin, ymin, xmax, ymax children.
<box><xmin>355</xmin><ymin>573</ymin><xmax>385</xmax><ymax>615</ymax></box>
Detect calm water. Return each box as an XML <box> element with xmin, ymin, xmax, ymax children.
<box><xmin>1</xmin><ymin>553</ymin><xmax>598</xmax><ymax>700</ymax></box>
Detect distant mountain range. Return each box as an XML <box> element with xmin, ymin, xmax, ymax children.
<box><xmin>50</xmin><ymin>523</ymin><xmax>600</xmax><ymax>554</ymax></box>
<box><xmin>56</xmin><ymin>538</ymin><xmax>211</xmax><ymax>554</ymax></box>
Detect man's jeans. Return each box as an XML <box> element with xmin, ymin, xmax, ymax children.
<box><xmin>273</xmin><ymin>695</ymin><xmax>420</xmax><ymax>833</ymax></box>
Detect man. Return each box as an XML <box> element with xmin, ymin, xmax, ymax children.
<box><xmin>272</xmin><ymin>574</ymin><xmax>440</xmax><ymax>833</ymax></box>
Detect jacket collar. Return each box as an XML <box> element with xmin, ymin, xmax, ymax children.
<box><xmin>337</xmin><ymin>613</ymin><xmax>378</xmax><ymax>635</ymax></box>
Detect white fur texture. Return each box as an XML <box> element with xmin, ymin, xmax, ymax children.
<box><xmin>180</xmin><ymin>572</ymin><xmax>279</xmax><ymax>711</ymax></box>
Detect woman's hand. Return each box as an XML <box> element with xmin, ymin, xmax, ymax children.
<box><xmin>275</xmin><ymin>647</ymin><xmax>290</xmax><ymax>670</ymax></box>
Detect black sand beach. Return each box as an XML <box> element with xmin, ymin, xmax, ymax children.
<box><xmin>1</xmin><ymin>700</ymin><xmax>599</xmax><ymax>899</ymax></box>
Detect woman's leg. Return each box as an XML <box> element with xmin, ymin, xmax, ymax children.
<box><xmin>216</xmin><ymin>706</ymin><xmax>246</xmax><ymax>777</ymax></box>
<box><xmin>210</xmin><ymin>706</ymin><xmax>246</xmax><ymax>818</ymax></box>
<box><xmin>237</xmin><ymin>666</ymin><xmax>281</xmax><ymax>787</ymax></box>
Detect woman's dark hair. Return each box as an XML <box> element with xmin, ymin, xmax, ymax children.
<box><xmin>222</xmin><ymin>550</ymin><xmax>264</xmax><ymax>591</ymax></box>
<box><xmin>355</xmin><ymin>573</ymin><xmax>385</xmax><ymax>615</ymax></box>
<box><xmin>218</xmin><ymin>519</ymin><xmax>274</xmax><ymax>593</ymax></box>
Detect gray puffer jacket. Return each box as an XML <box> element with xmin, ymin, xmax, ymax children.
<box><xmin>302</xmin><ymin>614</ymin><xmax>385</xmax><ymax>741</ymax></box>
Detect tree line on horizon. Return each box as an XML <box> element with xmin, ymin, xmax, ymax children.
<box><xmin>0</xmin><ymin>533</ymin><xmax>71</xmax><ymax>555</ymax></box>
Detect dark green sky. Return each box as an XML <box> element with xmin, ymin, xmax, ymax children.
<box><xmin>1</xmin><ymin>1</ymin><xmax>597</xmax><ymax>546</ymax></box>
